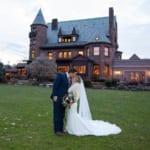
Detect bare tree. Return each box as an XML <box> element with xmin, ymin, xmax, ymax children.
<box><xmin>27</xmin><ymin>55</ymin><xmax>57</xmax><ymax>82</ymax></box>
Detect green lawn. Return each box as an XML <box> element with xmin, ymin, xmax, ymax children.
<box><xmin>0</xmin><ymin>84</ymin><xmax>150</xmax><ymax>150</ymax></box>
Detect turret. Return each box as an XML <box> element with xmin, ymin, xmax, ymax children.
<box><xmin>29</xmin><ymin>9</ymin><xmax>48</xmax><ymax>61</ymax></box>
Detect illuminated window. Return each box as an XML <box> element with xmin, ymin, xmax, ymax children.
<box><xmin>93</xmin><ymin>47</ymin><xmax>100</xmax><ymax>56</ymax></box>
<box><xmin>104</xmin><ymin>47</ymin><xmax>109</xmax><ymax>56</ymax></box>
<box><xmin>93</xmin><ymin>65</ymin><xmax>100</xmax><ymax>75</ymax></box>
<box><xmin>104</xmin><ymin>65</ymin><xmax>109</xmax><ymax>77</ymax></box>
<box><xmin>114</xmin><ymin>71</ymin><xmax>121</xmax><ymax>75</ymax></box>
<box><xmin>18</xmin><ymin>68</ymin><xmax>26</xmax><ymax>76</ymax></box>
<box><xmin>59</xmin><ymin>37</ymin><xmax>74</xmax><ymax>43</ymax></box>
<box><xmin>31</xmin><ymin>50</ymin><xmax>35</xmax><ymax>59</ymax></box>
<box><xmin>95</xmin><ymin>35</ymin><xmax>100</xmax><ymax>41</ymax></box>
<box><xmin>48</xmin><ymin>52</ymin><xmax>53</xmax><ymax>60</ymax></box>
<box><xmin>58</xmin><ymin>52</ymin><xmax>63</xmax><ymax>58</ymax></box>
<box><xmin>68</xmin><ymin>38</ymin><xmax>71</xmax><ymax>42</ymax></box>
<box><xmin>68</xmin><ymin>52</ymin><xmax>72</xmax><ymax>58</ymax></box>
<box><xmin>58</xmin><ymin>38</ymin><xmax>61</xmax><ymax>42</ymax></box>
<box><xmin>130</xmin><ymin>72</ymin><xmax>142</xmax><ymax>81</ymax></box>
<box><xmin>78</xmin><ymin>50</ymin><xmax>84</xmax><ymax>55</ymax></box>
<box><xmin>58</xmin><ymin>51</ymin><xmax>72</xmax><ymax>58</ymax></box>
<box><xmin>72</xmin><ymin>36</ymin><xmax>76</xmax><ymax>42</ymax></box>
<box><xmin>58</xmin><ymin>66</ymin><xmax>69</xmax><ymax>73</ymax></box>
<box><xmin>64</xmin><ymin>52</ymin><xmax>67</xmax><ymax>58</ymax></box>
<box><xmin>65</xmin><ymin>38</ymin><xmax>67</xmax><ymax>43</ymax></box>
<box><xmin>74</xmin><ymin>66</ymin><xmax>86</xmax><ymax>74</ymax></box>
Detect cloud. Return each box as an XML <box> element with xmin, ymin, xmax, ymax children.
<box><xmin>119</xmin><ymin>23</ymin><xmax>150</xmax><ymax>58</ymax></box>
<box><xmin>0</xmin><ymin>0</ymin><xmax>150</xmax><ymax>64</ymax></box>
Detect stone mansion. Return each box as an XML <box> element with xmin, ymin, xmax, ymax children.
<box><xmin>28</xmin><ymin>7</ymin><xmax>150</xmax><ymax>83</ymax></box>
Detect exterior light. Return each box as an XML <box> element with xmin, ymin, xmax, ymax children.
<box><xmin>114</xmin><ymin>71</ymin><xmax>121</xmax><ymax>75</ymax></box>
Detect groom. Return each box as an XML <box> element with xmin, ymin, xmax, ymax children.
<box><xmin>51</xmin><ymin>68</ymin><xmax>77</xmax><ymax>135</ymax></box>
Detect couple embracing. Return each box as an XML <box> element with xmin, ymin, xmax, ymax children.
<box><xmin>51</xmin><ymin>69</ymin><xmax>121</xmax><ymax>136</ymax></box>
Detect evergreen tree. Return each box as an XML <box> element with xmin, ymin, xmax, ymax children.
<box><xmin>0</xmin><ymin>62</ymin><xmax>5</xmax><ymax>82</ymax></box>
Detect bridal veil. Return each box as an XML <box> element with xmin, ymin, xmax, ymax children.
<box><xmin>78</xmin><ymin>79</ymin><xmax>92</xmax><ymax>120</ymax></box>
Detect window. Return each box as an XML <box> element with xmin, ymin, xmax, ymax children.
<box><xmin>48</xmin><ymin>52</ymin><xmax>53</xmax><ymax>60</ymax></box>
<box><xmin>93</xmin><ymin>65</ymin><xmax>100</xmax><ymax>75</ymax></box>
<box><xmin>78</xmin><ymin>50</ymin><xmax>84</xmax><ymax>55</ymax></box>
<box><xmin>64</xmin><ymin>52</ymin><xmax>67</xmax><ymax>58</ymax></box>
<box><xmin>58</xmin><ymin>66</ymin><xmax>69</xmax><ymax>73</ymax></box>
<box><xmin>31</xmin><ymin>50</ymin><xmax>35</xmax><ymax>59</ymax></box>
<box><xmin>58</xmin><ymin>51</ymin><xmax>72</xmax><ymax>58</ymax></box>
<box><xmin>58</xmin><ymin>37</ymin><xmax>61</xmax><ymax>43</ymax></box>
<box><xmin>104</xmin><ymin>65</ymin><xmax>109</xmax><ymax>77</ymax></box>
<box><xmin>58</xmin><ymin>52</ymin><xmax>63</xmax><ymax>58</ymax></box>
<box><xmin>104</xmin><ymin>47</ymin><xmax>109</xmax><ymax>56</ymax></box>
<box><xmin>68</xmin><ymin>38</ymin><xmax>71</xmax><ymax>42</ymax></box>
<box><xmin>72</xmin><ymin>36</ymin><xmax>76</xmax><ymax>42</ymax></box>
<box><xmin>95</xmin><ymin>35</ymin><xmax>100</xmax><ymax>41</ymax></box>
<box><xmin>93</xmin><ymin>47</ymin><xmax>100</xmax><ymax>56</ymax></box>
<box><xmin>65</xmin><ymin>38</ymin><xmax>68</xmax><ymax>43</ymax></box>
<box><xmin>74</xmin><ymin>66</ymin><xmax>86</xmax><ymax>74</ymax></box>
<box><xmin>17</xmin><ymin>68</ymin><xmax>26</xmax><ymax>76</ymax></box>
<box><xmin>68</xmin><ymin>52</ymin><xmax>72</xmax><ymax>58</ymax></box>
<box><xmin>60</xmin><ymin>37</ymin><xmax>72</xmax><ymax>43</ymax></box>
<box><xmin>58</xmin><ymin>36</ymin><xmax>76</xmax><ymax>43</ymax></box>
<box><xmin>130</xmin><ymin>72</ymin><xmax>144</xmax><ymax>82</ymax></box>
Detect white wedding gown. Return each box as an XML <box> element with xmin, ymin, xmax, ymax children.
<box><xmin>65</xmin><ymin>83</ymin><xmax>121</xmax><ymax>136</ymax></box>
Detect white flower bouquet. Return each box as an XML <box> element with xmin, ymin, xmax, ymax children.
<box><xmin>62</xmin><ymin>92</ymin><xmax>75</xmax><ymax>108</ymax></box>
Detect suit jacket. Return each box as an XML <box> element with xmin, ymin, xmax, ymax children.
<box><xmin>51</xmin><ymin>73</ymin><xmax>69</xmax><ymax>99</ymax></box>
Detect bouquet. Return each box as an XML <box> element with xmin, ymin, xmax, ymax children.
<box><xmin>62</xmin><ymin>92</ymin><xmax>75</xmax><ymax>108</ymax></box>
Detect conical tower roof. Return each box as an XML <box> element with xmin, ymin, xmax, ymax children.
<box><xmin>32</xmin><ymin>9</ymin><xmax>46</xmax><ymax>25</ymax></box>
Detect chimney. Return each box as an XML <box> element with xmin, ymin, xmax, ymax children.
<box><xmin>109</xmin><ymin>7</ymin><xmax>114</xmax><ymax>29</ymax></box>
<box><xmin>52</xmin><ymin>18</ymin><xmax>58</xmax><ymax>30</ymax></box>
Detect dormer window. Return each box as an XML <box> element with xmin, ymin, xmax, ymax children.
<box><xmin>58</xmin><ymin>37</ymin><xmax>61</xmax><ymax>43</ymax></box>
<box><xmin>95</xmin><ymin>35</ymin><xmax>100</xmax><ymax>41</ymax></box>
<box><xmin>72</xmin><ymin>36</ymin><xmax>76</xmax><ymax>42</ymax></box>
<box><xmin>59</xmin><ymin>36</ymin><xmax>73</xmax><ymax>43</ymax></box>
<box><xmin>58</xmin><ymin>27</ymin><xmax>78</xmax><ymax>43</ymax></box>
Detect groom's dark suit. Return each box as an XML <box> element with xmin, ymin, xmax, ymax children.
<box><xmin>51</xmin><ymin>72</ymin><xmax>69</xmax><ymax>133</ymax></box>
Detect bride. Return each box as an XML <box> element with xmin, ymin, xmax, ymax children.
<box><xmin>65</xmin><ymin>75</ymin><xmax>121</xmax><ymax>136</ymax></box>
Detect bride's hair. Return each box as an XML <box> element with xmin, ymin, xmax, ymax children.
<box><xmin>74</xmin><ymin>75</ymin><xmax>81</xmax><ymax>83</ymax></box>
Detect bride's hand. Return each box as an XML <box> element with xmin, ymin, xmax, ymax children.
<box><xmin>53</xmin><ymin>96</ymin><xmax>57</xmax><ymax>102</ymax></box>
<box><xmin>68</xmin><ymin>103</ymin><xmax>73</xmax><ymax>108</ymax></box>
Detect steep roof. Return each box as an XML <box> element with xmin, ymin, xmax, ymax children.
<box><xmin>46</xmin><ymin>17</ymin><xmax>114</xmax><ymax>45</ymax></box>
<box><xmin>129</xmin><ymin>54</ymin><xmax>140</xmax><ymax>60</ymax></box>
<box><xmin>32</xmin><ymin>9</ymin><xmax>46</xmax><ymax>25</ymax></box>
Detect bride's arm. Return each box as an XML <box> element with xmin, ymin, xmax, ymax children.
<box><xmin>73</xmin><ymin>85</ymin><xmax>80</xmax><ymax>101</ymax></box>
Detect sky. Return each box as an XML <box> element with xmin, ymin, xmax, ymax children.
<box><xmin>0</xmin><ymin>0</ymin><xmax>150</xmax><ymax>65</ymax></box>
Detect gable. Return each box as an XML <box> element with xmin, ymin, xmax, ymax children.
<box><xmin>129</xmin><ymin>54</ymin><xmax>140</xmax><ymax>60</ymax></box>
<box><xmin>72</xmin><ymin>54</ymin><xmax>94</xmax><ymax>63</ymax></box>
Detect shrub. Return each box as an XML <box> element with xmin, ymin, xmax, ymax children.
<box><xmin>83</xmin><ymin>80</ymin><xmax>92</xmax><ymax>87</ymax></box>
<box><xmin>105</xmin><ymin>79</ymin><xmax>119</xmax><ymax>87</ymax></box>
<box><xmin>105</xmin><ymin>80</ymin><xmax>112</xmax><ymax>87</ymax></box>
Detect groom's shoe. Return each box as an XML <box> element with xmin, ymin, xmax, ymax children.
<box><xmin>55</xmin><ymin>132</ymin><xmax>63</xmax><ymax>136</ymax></box>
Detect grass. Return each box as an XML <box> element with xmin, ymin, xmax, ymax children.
<box><xmin>0</xmin><ymin>84</ymin><xmax>150</xmax><ymax>150</ymax></box>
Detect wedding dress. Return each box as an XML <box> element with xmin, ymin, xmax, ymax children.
<box><xmin>65</xmin><ymin>81</ymin><xmax>121</xmax><ymax>136</ymax></box>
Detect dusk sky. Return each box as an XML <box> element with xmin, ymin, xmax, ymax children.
<box><xmin>0</xmin><ymin>0</ymin><xmax>150</xmax><ymax>65</ymax></box>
